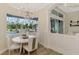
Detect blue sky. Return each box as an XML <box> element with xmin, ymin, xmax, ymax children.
<box><xmin>7</xmin><ymin>17</ymin><xmax>37</xmax><ymax>25</ymax></box>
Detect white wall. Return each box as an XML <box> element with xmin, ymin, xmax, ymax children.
<box><xmin>47</xmin><ymin>12</ymin><xmax>79</xmax><ymax>54</ymax></box>
<box><xmin>36</xmin><ymin>5</ymin><xmax>79</xmax><ymax>54</ymax></box>
<box><xmin>47</xmin><ymin>33</ymin><xmax>79</xmax><ymax>54</ymax></box>
<box><xmin>47</xmin><ymin>7</ymin><xmax>79</xmax><ymax>54</ymax></box>
<box><xmin>67</xmin><ymin>12</ymin><xmax>79</xmax><ymax>35</ymax></box>
<box><xmin>36</xmin><ymin>7</ymin><xmax>49</xmax><ymax>47</ymax></box>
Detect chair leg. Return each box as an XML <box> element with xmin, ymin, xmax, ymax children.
<box><xmin>20</xmin><ymin>48</ymin><xmax>21</xmax><ymax>54</ymax></box>
<box><xmin>19</xmin><ymin>44</ymin><xmax>22</xmax><ymax>55</ymax></box>
<box><xmin>8</xmin><ymin>49</ymin><xmax>10</xmax><ymax>55</ymax></box>
<box><xmin>28</xmin><ymin>52</ymin><xmax>30</xmax><ymax>55</ymax></box>
<box><xmin>23</xmin><ymin>49</ymin><xmax>25</xmax><ymax>53</ymax></box>
<box><xmin>13</xmin><ymin>50</ymin><xmax>14</xmax><ymax>55</ymax></box>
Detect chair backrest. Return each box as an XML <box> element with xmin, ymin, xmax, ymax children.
<box><xmin>28</xmin><ymin>37</ymin><xmax>38</xmax><ymax>51</ymax></box>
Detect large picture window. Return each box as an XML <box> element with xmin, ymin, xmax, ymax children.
<box><xmin>7</xmin><ymin>14</ymin><xmax>38</xmax><ymax>33</ymax></box>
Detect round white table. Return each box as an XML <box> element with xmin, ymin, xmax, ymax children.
<box><xmin>12</xmin><ymin>37</ymin><xmax>28</xmax><ymax>43</ymax></box>
<box><xmin>12</xmin><ymin>35</ymin><xmax>36</xmax><ymax>43</ymax></box>
<box><xmin>12</xmin><ymin>35</ymin><xmax>36</xmax><ymax>54</ymax></box>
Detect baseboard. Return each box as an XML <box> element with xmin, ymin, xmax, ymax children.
<box><xmin>39</xmin><ymin>42</ymin><xmax>48</xmax><ymax>48</ymax></box>
<box><xmin>47</xmin><ymin>46</ymin><xmax>63</xmax><ymax>55</ymax></box>
<box><xmin>0</xmin><ymin>48</ymin><xmax>8</xmax><ymax>55</ymax></box>
<box><xmin>39</xmin><ymin>42</ymin><xmax>63</xmax><ymax>55</ymax></box>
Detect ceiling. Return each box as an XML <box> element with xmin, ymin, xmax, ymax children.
<box><xmin>57</xmin><ymin>3</ymin><xmax>79</xmax><ymax>13</ymax></box>
<box><xmin>9</xmin><ymin>3</ymin><xmax>52</xmax><ymax>12</ymax></box>
<box><xmin>9</xmin><ymin>3</ymin><xmax>79</xmax><ymax>13</ymax></box>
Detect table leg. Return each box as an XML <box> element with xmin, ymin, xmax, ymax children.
<box><xmin>20</xmin><ymin>43</ymin><xmax>22</xmax><ymax>54</ymax></box>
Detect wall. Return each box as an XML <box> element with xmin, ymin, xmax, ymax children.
<box><xmin>35</xmin><ymin>5</ymin><xmax>67</xmax><ymax>48</ymax></box>
<box><xmin>35</xmin><ymin>4</ymin><xmax>79</xmax><ymax>54</ymax></box>
<box><xmin>34</xmin><ymin>6</ymin><xmax>49</xmax><ymax>47</ymax></box>
<box><xmin>67</xmin><ymin>12</ymin><xmax>79</xmax><ymax>35</ymax></box>
<box><xmin>47</xmin><ymin>33</ymin><xmax>79</xmax><ymax>54</ymax></box>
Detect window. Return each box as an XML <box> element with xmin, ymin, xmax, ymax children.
<box><xmin>7</xmin><ymin>14</ymin><xmax>38</xmax><ymax>33</ymax></box>
<box><xmin>51</xmin><ymin>10</ymin><xmax>57</xmax><ymax>16</ymax></box>
<box><xmin>50</xmin><ymin>18</ymin><xmax>63</xmax><ymax>34</ymax></box>
<box><xmin>58</xmin><ymin>12</ymin><xmax>63</xmax><ymax>18</ymax></box>
<box><xmin>51</xmin><ymin>10</ymin><xmax>63</xmax><ymax>18</ymax></box>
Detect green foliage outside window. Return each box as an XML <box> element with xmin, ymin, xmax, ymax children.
<box><xmin>16</xmin><ymin>23</ymin><xmax>21</xmax><ymax>29</ymax></box>
<box><xmin>7</xmin><ymin>22</ymin><xmax>16</xmax><ymax>31</ymax></box>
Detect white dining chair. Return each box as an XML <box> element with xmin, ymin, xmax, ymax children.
<box><xmin>6</xmin><ymin>35</ymin><xmax>21</xmax><ymax>55</ymax></box>
<box><xmin>23</xmin><ymin>37</ymin><xmax>38</xmax><ymax>55</ymax></box>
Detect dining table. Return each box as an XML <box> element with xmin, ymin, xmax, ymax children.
<box><xmin>12</xmin><ymin>35</ymin><xmax>36</xmax><ymax>54</ymax></box>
